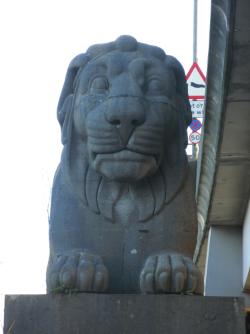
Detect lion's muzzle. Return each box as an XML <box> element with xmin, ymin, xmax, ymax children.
<box><xmin>105</xmin><ymin>96</ymin><xmax>145</xmax><ymax>145</ymax></box>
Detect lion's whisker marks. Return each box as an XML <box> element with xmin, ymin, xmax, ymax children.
<box><xmin>135</xmin><ymin>130</ymin><xmax>163</xmax><ymax>137</ymax></box>
<box><xmin>136</xmin><ymin>131</ymin><xmax>163</xmax><ymax>137</ymax></box>
<box><xmin>129</xmin><ymin>145</ymin><xmax>162</xmax><ymax>155</ymax></box>
<box><xmin>87</xmin><ymin>126</ymin><xmax>114</xmax><ymax>133</ymax></box>
<box><xmin>138</xmin><ymin>125</ymin><xmax>163</xmax><ymax>129</ymax></box>
<box><xmin>137</xmin><ymin>125</ymin><xmax>164</xmax><ymax>134</ymax></box>
<box><xmin>88</xmin><ymin>134</ymin><xmax>117</xmax><ymax>140</ymax></box>
<box><xmin>133</xmin><ymin>134</ymin><xmax>163</xmax><ymax>142</ymax></box>
<box><xmin>133</xmin><ymin>139</ymin><xmax>161</xmax><ymax>148</ymax></box>
<box><xmin>88</xmin><ymin>135</ymin><xmax>119</xmax><ymax>142</ymax></box>
<box><xmin>88</xmin><ymin>140</ymin><xmax>120</xmax><ymax>146</ymax></box>
<box><xmin>90</xmin><ymin>146</ymin><xmax>123</xmax><ymax>154</ymax></box>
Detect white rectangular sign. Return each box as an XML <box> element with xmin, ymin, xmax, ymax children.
<box><xmin>189</xmin><ymin>100</ymin><xmax>204</xmax><ymax>118</ymax></box>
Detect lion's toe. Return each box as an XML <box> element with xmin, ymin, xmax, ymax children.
<box><xmin>140</xmin><ymin>252</ymin><xmax>203</xmax><ymax>294</ymax></box>
<box><xmin>47</xmin><ymin>250</ymin><xmax>109</xmax><ymax>293</ymax></box>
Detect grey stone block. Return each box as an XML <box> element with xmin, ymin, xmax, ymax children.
<box><xmin>4</xmin><ymin>294</ymin><xmax>245</xmax><ymax>334</ymax></box>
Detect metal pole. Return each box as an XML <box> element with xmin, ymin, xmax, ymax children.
<box><xmin>193</xmin><ymin>0</ymin><xmax>198</xmax><ymax>63</ymax></box>
<box><xmin>192</xmin><ymin>0</ymin><xmax>198</xmax><ymax>158</ymax></box>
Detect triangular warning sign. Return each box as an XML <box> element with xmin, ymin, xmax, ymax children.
<box><xmin>186</xmin><ymin>62</ymin><xmax>206</xmax><ymax>99</ymax></box>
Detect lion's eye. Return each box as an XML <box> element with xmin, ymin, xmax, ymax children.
<box><xmin>90</xmin><ymin>77</ymin><xmax>109</xmax><ymax>92</ymax></box>
<box><xmin>146</xmin><ymin>78</ymin><xmax>164</xmax><ymax>94</ymax></box>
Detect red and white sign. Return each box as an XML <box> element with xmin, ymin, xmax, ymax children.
<box><xmin>189</xmin><ymin>131</ymin><xmax>201</xmax><ymax>144</ymax></box>
<box><xmin>186</xmin><ymin>62</ymin><xmax>206</xmax><ymax>99</ymax></box>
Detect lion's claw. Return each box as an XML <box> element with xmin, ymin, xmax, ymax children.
<box><xmin>140</xmin><ymin>253</ymin><xmax>203</xmax><ymax>294</ymax></box>
<box><xmin>47</xmin><ymin>250</ymin><xmax>109</xmax><ymax>293</ymax></box>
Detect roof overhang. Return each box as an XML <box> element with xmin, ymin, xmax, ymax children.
<box><xmin>195</xmin><ymin>0</ymin><xmax>250</xmax><ymax>262</ymax></box>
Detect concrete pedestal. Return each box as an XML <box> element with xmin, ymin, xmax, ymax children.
<box><xmin>4</xmin><ymin>294</ymin><xmax>245</xmax><ymax>334</ymax></box>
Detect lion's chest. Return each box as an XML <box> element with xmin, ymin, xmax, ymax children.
<box><xmin>113</xmin><ymin>186</ymin><xmax>137</xmax><ymax>225</ymax></box>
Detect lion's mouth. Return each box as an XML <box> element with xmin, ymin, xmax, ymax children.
<box><xmin>90</xmin><ymin>149</ymin><xmax>159</xmax><ymax>181</ymax></box>
<box><xmin>91</xmin><ymin>149</ymin><xmax>158</xmax><ymax>164</ymax></box>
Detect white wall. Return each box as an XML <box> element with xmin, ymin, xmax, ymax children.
<box><xmin>205</xmin><ymin>226</ymin><xmax>242</xmax><ymax>296</ymax></box>
<box><xmin>205</xmin><ymin>225</ymin><xmax>250</xmax><ymax>307</ymax></box>
<box><xmin>243</xmin><ymin>199</ymin><xmax>250</xmax><ymax>291</ymax></box>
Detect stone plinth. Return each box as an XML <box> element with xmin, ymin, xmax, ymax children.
<box><xmin>4</xmin><ymin>294</ymin><xmax>245</xmax><ymax>334</ymax></box>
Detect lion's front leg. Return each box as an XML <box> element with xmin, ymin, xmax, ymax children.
<box><xmin>47</xmin><ymin>250</ymin><xmax>109</xmax><ymax>293</ymax></box>
<box><xmin>139</xmin><ymin>252</ymin><xmax>203</xmax><ymax>294</ymax></box>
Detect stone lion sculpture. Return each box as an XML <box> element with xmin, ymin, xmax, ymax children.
<box><xmin>47</xmin><ymin>35</ymin><xmax>203</xmax><ymax>294</ymax></box>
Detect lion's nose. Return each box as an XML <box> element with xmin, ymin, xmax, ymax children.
<box><xmin>105</xmin><ymin>97</ymin><xmax>145</xmax><ymax>144</ymax></box>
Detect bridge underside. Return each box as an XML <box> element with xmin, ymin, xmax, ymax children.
<box><xmin>195</xmin><ymin>0</ymin><xmax>250</xmax><ymax>300</ymax></box>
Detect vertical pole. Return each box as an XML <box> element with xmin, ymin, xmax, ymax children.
<box><xmin>192</xmin><ymin>0</ymin><xmax>198</xmax><ymax>158</ymax></box>
<box><xmin>193</xmin><ymin>0</ymin><xmax>198</xmax><ymax>63</ymax></box>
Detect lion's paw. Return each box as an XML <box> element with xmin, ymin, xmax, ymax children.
<box><xmin>47</xmin><ymin>250</ymin><xmax>109</xmax><ymax>293</ymax></box>
<box><xmin>139</xmin><ymin>253</ymin><xmax>203</xmax><ymax>294</ymax></box>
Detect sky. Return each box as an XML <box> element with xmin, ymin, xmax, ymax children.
<box><xmin>0</xmin><ymin>0</ymin><xmax>211</xmax><ymax>329</ymax></box>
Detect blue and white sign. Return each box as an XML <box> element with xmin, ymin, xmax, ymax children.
<box><xmin>190</xmin><ymin>118</ymin><xmax>202</xmax><ymax>132</ymax></box>
<box><xmin>190</xmin><ymin>100</ymin><xmax>204</xmax><ymax>118</ymax></box>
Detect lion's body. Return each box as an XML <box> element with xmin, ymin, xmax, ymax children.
<box><xmin>47</xmin><ymin>36</ymin><xmax>202</xmax><ymax>294</ymax></box>
<box><xmin>50</xmin><ymin>165</ymin><xmax>197</xmax><ymax>292</ymax></box>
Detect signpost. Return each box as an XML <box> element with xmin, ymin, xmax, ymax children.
<box><xmin>188</xmin><ymin>0</ymin><xmax>205</xmax><ymax>158</ymax></box>
<box><xmin>186</xmin><ymin>62</ymin><xmax>206</xmax><ymax>154</ymax></box>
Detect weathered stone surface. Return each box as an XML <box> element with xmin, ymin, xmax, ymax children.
<box><xmin>47</xmin><ymin>35</ymin><xmax>202</xmax><ymax>294</ymax></box>
<box><xmin>4</xmin><ymin>294</ymin><xmax>245</xmax><ymax>334</ymax></box>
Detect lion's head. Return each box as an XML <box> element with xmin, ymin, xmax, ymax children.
<box><xmin>57</xmin><ymin>36</ymin><xmax>192</xmax><ymax>221</ymax></box>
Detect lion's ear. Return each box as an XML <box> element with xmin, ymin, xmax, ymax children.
<box><xmin>57</xmin><ymin>53</ymin><xmax>89</xmax><ymax>144</ymax></box>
